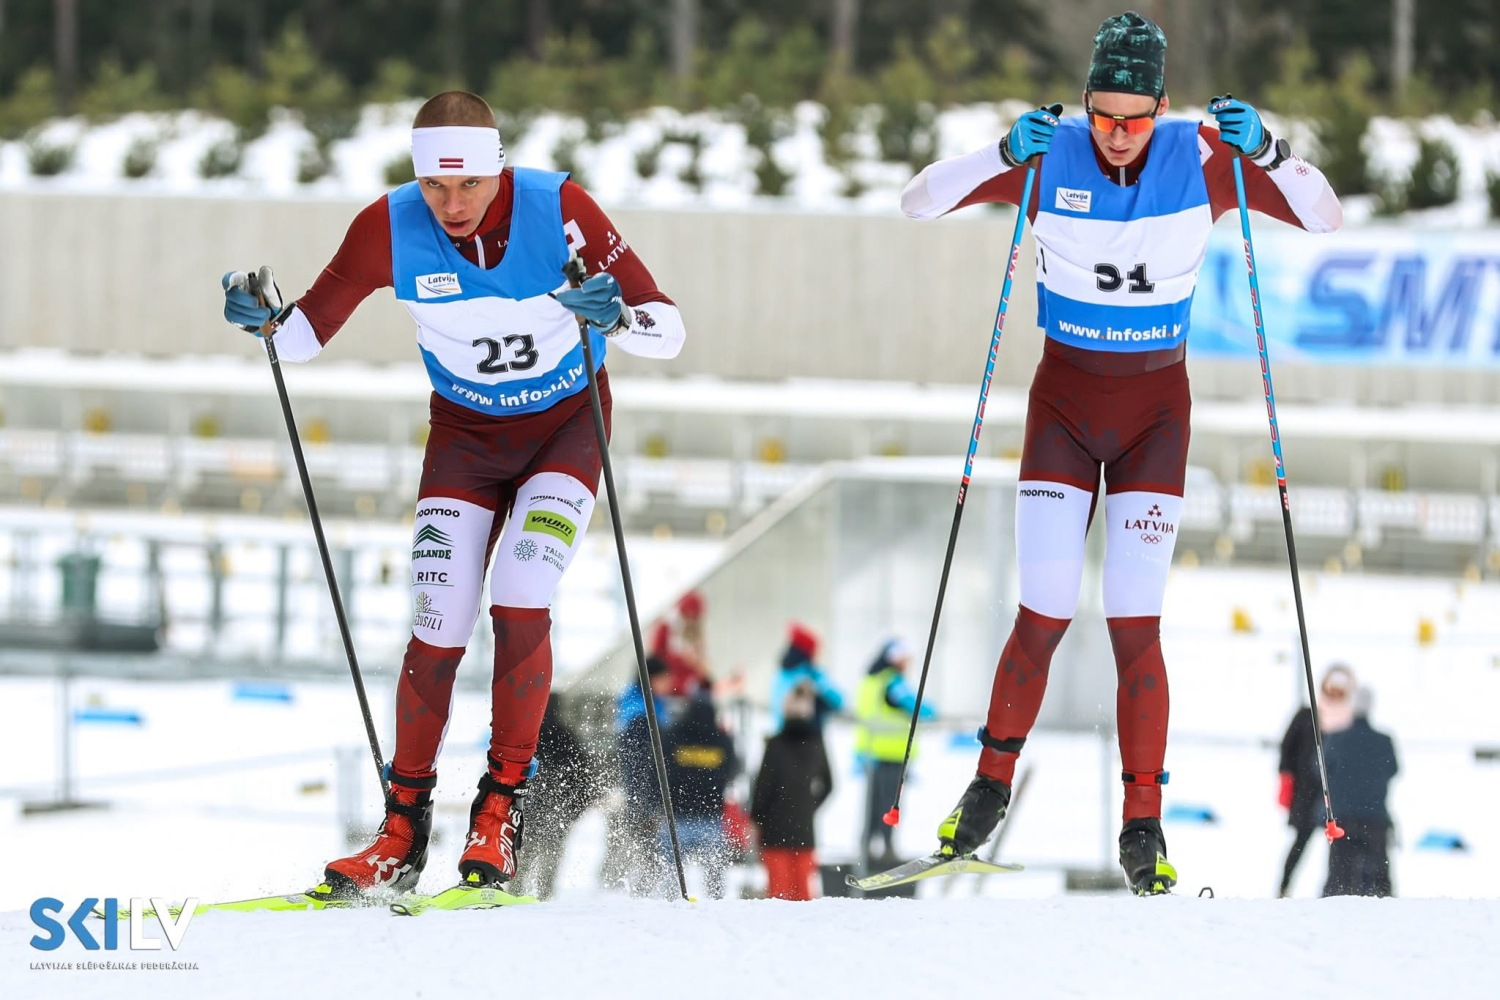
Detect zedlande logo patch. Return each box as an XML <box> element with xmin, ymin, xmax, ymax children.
<box><xmin>523</xmin><ymin>510</ymin><xmax>576</xmax><ymax>545</ymax></box>
<box><xmin>412</xmin><ymin>524</ymin><xmax>454</xmax><ymax>560</ymax></box>
<box><xmin>1055</xmin><ymin>187</ymin><xmax>1092</xmax><ymax>213</ymax></box>
<box><xmin>416</xmin><ymin>272</ymin><xmax>462</xmax><ymax>299</ymax></box>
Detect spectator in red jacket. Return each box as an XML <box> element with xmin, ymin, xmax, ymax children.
<box><xmin>650</xmin><ymin>590</ymin><xmax>713</xmax><ymax>696</ymax></box>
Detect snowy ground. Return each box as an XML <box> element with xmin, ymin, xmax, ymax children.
<box><xmin>2</xmin><ymin>566</ymin><xmax>1499</xmax><ymax>997</ymax></box>
<box><xmin>5</xmin><ymin>894</ymin><xmax>1498</xmax><ymax>1000</ymax></box>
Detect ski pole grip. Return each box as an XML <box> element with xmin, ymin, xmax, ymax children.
<box><xmin>246</xmin><ymin>271</ymin><xmax>277</xmax><ymax>339</ymax></box>
<box><xmin>563</xmin><ymin>254</ymin><xmax>587</xmax><ymax>289</ymax></box>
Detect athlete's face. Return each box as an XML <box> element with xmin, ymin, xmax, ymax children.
<box><xmin>1084</xmin><ymin>90</ymin><xmax>1168</xmax><ymax>167</ymax></box>
<box><xmin>419</xmin><ymin>174</ymin><xmax>501</xmax><ymax>238</ymax></box>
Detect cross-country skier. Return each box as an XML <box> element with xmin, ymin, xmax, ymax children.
<box><xmin>221</xmin><ymin>90</ymin><xmax>685</xmax><ymax>896</ymax></box>
<box><xmin>900</xmin><ymin>11</ymin><xmax>1343</xmax><ymax>894</ymax></box>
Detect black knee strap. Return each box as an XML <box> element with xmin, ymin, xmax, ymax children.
<box><xmin>389</xmin><ymin>771</ymin><xmax>438</xmax><ymax>791</ymax></box>
<box><xmin>384</xmin><ymin>771</ymin><xmax>435</xmax><ymax>821</ymax></box>
<box><xmin>1122</xmin><ymin>770</ymin><xmax>1170</xmax><ymax>786</ymax></box>
<box><xmin>977</xmin><ymin>728</ymin><xmax>1027</xmax><ymax>754</ymax></box>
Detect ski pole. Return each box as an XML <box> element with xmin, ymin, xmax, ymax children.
<box><xmin>884</xmin><ymin>159</ymin><xmax>1040</xmax><ymax>828</ymax></box>
<box><xmin>1229</xmin><ymin>155</ymin><xmax>1344</xmax><ymax>843</ymax></box>
<box><xmin>249</xmin><ymin>271</ymin><xmax>389</xmax><ymax>800</ymax></box>
<box><xmin>559</xmin><ymin>255</ymin><xmax>691</xmax><ymax>899</ymax></box>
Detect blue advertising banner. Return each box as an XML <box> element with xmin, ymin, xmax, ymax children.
<box><xmin>1190</xmin><ymin>225</ymin><xmax>1500</xmax><ymax>366</ymax></box>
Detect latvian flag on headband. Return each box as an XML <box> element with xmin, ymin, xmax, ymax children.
<box><xmin>411</xmin><ymin>126</ymin><xmax>505</xmax><ymax>176</ymax></box>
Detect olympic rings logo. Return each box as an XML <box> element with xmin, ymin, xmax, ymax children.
<box><xmin>1140</xmin><ymin>533</ymin><xmax>1162</xmax><ymax>545</ymax></box>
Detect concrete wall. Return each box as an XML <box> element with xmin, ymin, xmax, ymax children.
<box><xmin>4</xmin><ymin>190</ymin><xmax>1499</xmax><ymax>406</ymax></box>
<box><xmin>0</xmin><ymin>190</ymin><xmax>1045</xmax><ymax>390</ymax></box>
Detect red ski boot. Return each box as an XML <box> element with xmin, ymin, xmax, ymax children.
<box><xmin>457</xmin><ymin>757</ymin><xmax>529</xmax><ymax>886</ymax></box>
<box><xmin>322</xmin><ymin>772</ymin><xmax>435</xmax><ymax>896</ymax></box>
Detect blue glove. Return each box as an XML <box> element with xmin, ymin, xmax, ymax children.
<box><xmin>1001</xmin><ymin>104</ymin><xmax>1064</xmax><ymax>167</ymax></box>
<box><xmin>1209</xmin><ymin>95</ymin><xmax>1269</xmax><ymax>157</ymax></box>
<box><xmin>553</xmin><ymin>271</ymin><xmax>628</xmax><ymax>335</ymax></box>
<box><xmin>222</xmin><ymin>267</ymin><xmax>283</xmax><ymax>334</ymax></box>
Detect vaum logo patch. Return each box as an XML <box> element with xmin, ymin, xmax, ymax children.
<box><xmin>523</xmin><ymin>511</ymin><xmax>577</xmax><ymax>545</ymax></box>
<box><xmin>1055</xmin><ymin>187</ymin><xmax>1092</xmax><ymax>213</ymax></box>
<box><xmin>416</xmin><ymin>272</ymin><xmax>463</xmax><ymax>299</ymax></box>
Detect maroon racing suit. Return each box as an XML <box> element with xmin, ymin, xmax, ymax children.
<box><xmin>296</xmin><ymin>172</ymin><xmax>675</xmax><ymax>783</ymax></box>
<box><xmin>914</xmin><ymin>123</ymin><xmax>1340</xmax><ymax>823</ymax></box>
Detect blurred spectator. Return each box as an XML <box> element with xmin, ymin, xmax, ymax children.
<box><xmin>1276</xmin><ymin>664</ymin><xmax>1356</xmax><ymax>896</ymax></box>
<box><xmin>751</xmin><ymin>681</ymin><xmax>834</xmax><ymax>900</ymax></box>
<box><xmin>517</xmin><ymin>694</ymin><xmax>602</xmax><ymax>900</ymax></box>
<box><xmin>1323</xmin><ymin>686</ymin><xmax>1399</xmax><ymax>898</ymax></box>
<box><xmin>661</xmin><ymin>691</ymin><xmax>740</xmax><ymax>899</ymax></box>
<box><xmin>615</xmin><ymin>650</ymin><xmax>673</xmax><ymax>733</ymax></box>
<box><xmin>769</xmin><ymin>623</ymin><xmax>844</xmax><ymax>733</ymax></box>
<box><xmin>649</xmin><ymin>589</ymin><xmax>713</xmax><ymax>697</ymax></box>
<box><xmin>606</xmin><ymin>655</ymin><xmax>675</xmax><ymax>893</ymax></box>
<box><xmin>855</xmin><ymin>637</ymin><xmax>936</xmax><ymax>866</ymax></box>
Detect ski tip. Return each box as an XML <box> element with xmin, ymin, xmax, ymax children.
<box><xmin>882</xmin><ymin>806</ymin><xmax>900</xmax><ymax>827</ymax></box>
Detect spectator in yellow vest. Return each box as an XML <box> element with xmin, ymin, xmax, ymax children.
<box><xmin>855</xmin><ymin>638</ymin><xmax>936</xmax><ymax>866</ymax></box>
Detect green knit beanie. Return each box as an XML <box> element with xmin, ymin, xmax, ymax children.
<box><xmin>1086</xmin><ymin>11</ymin><xmax>1167</xmax><ymax>97</ymax></box>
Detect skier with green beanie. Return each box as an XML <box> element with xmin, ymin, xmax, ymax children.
<box><xmin>901</xmin><ymin>11</ymin><xmax>1343</xmax><ymax>895</ymax></box>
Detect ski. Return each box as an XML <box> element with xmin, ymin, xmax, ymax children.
<box><xmin>846</xmin><ymin>853</ymin><xmax>1025</xmax><ymax>892</ymax></box>
<box><xmin>389</xmin><ymin>874</ymin><xmax>537</xmax><ymax>915</ymax></box>
<box><xmin>92</xmin><ymin>883</ymin><xmax>420</xmax><ymax>920</ymax></box>
<box><xmin>388</xmin><ymin>886</ymin><xmax>535</xmax><ymax>915</ymax></box>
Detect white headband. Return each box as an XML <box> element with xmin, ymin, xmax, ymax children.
<box><xmin>410</xmin><ymin>125</ymin><xmax>505</xmax><ymax>177</ymax></box>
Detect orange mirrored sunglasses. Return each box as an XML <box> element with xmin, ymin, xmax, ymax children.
<box><xmin>1086</xmin><ymin>99</ymin><xmax>1161</xmax><ymax>135</ymax></box>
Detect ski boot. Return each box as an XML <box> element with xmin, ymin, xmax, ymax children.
<box><xmin>936</xmin><ymin>775</ymin><xmax>1011</xmax><ymax>858</ymax></box>
<box><xmin>457</xmin><ymin>757</ymin><xmax>529</xmax><ymax>887</ymax></box>
<box><xmin>322</xmin><ymin>771</ymin><xmax>435</xmax><ymax>896</ymax></box>
<box><xmin>1119</xmin><ymin>817</ymin><xmax>1177</xmax><ymax>896</ymax></box>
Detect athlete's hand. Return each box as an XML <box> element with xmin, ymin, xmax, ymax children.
<box><xmin>1001</xmin><ymin>104</ymin><xmax>1064</xmax><ymax>167</ymax></box>
<box><xmin>222</xmin><ymin>266</ymin><xmax>283</xmax><ymax>335</ymax></box>
<box><xmin>1208</xmin><ymin>95</ymin><xmax>1270</xmax><ymax>158</ymax></box>
<box><xmin>553</xmin><ymin>272</ymin><xmax>629</xmax><ymax>335</ymax></box>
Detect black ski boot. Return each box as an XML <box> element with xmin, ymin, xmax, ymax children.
<box><xmin>936</xmin><ymin>775</ymin><xmax>1011</xmax><ymax>858</ymax></box>
<box><xmin>1119</xmin><ymin>817</ymin><xmax>1177</xmax><ymax>895</ymax></box>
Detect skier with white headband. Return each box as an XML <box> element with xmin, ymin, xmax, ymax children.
<box><xmin>220</xmin><ymin>91</ymin><xmax>685</xmax><ymax>898</ymax></box>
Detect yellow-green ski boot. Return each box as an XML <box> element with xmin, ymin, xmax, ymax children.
<box><xmin>936</xmin><ymin>775</ymin><xmax>1011</xmax><ymax>858</ymax></box>
<box><xmin>1119</xmin><ymin>817</ymin><xmax>1177</xmax><ymax>895</ymax></box>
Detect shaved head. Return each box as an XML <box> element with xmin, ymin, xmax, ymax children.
<box><xmin>412</xmin><ymin>91</ymin><xmax>496</xmax><ymax>129</ymax></box>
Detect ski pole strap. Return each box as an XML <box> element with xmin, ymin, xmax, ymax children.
<box><xmin>1122</xmin><ymin>769</ymin><xmax>1170</xmax><ymax>785</ymax></box>
<box><xmin>977</xmin><ymin>728</ymin><xmax>1027</xmax><ymax>754</ymax></box>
